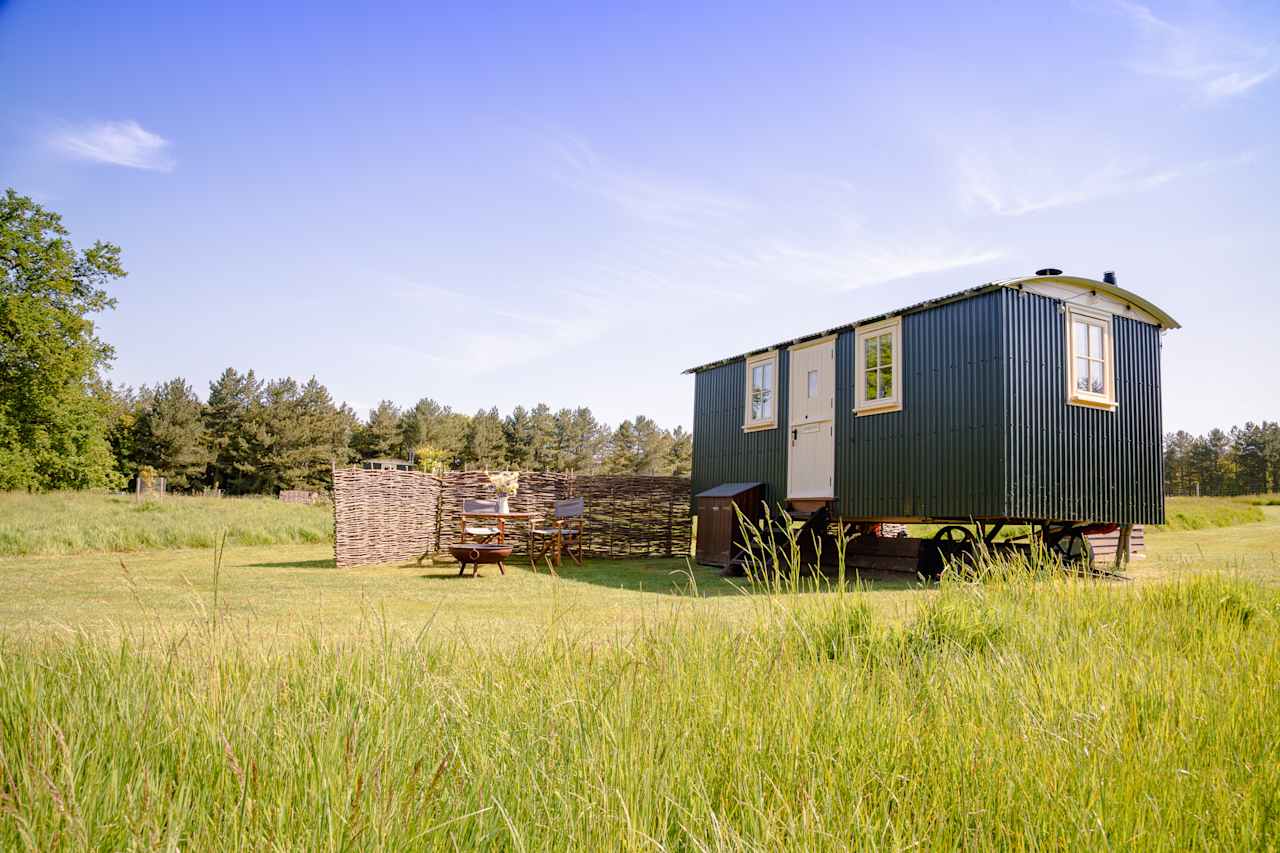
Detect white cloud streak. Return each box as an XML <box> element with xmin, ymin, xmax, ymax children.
<box><xmin>1115</xmin><ymin>1</ymin><xmax>1278</xmax><ymax>98</ymax></box>
<box><xmin>957</xmin><ymin>149</ymin><xmax>1256</xmax><ymax>217</ymax></box>
<box><xmin>544</xmin><ymin>133</ymin><xmax>753</xmax><ymax>229</ymax></box>
<box><xmin>49</xmin><ymin>120</ymin><xmax>175</xmax><ymax>171</ymax></box>
<box><xmin>543</xmin><ymin>131</ymin><xmax>1004</xmax><ymax>294</ymax></box>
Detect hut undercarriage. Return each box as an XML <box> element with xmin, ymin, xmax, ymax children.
<box><xmin>727</xmin><ymin>505</ymin><xmax>1138</xmax><ymax>578</ymax></box>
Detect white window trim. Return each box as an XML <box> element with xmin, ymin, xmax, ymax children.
<box><xmin>743</xmin><ymin>350</ymin><xmax>778</xmax><ymax>431</ymax></box>
<box><xmin>854</xmin><ymin>317</ymin><xmax>903</xmax><ymax>416</ymax></box>
<box><xmin>1065</xmin><ymin>305</ymin><xmax>1118</xmax><ymax>411</ymax></box>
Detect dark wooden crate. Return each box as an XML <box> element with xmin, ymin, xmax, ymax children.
<box><xmin>695</xmin><ymin>483</ymin><xmax>765</xmax><ymax>568</ymax></box>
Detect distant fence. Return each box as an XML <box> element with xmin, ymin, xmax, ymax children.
<box><xmin>279</xmin><ymin>489</ymin><xmax>322</xmax><ymax>505</ymax></box>
<box><xmin>332</xmin><ymin>468</ymin><xmax>693</xmax><ymax>567</ymax></box>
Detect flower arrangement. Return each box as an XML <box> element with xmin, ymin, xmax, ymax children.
<box><xmin>488</xmin><ymin>471</ymin><xmax>520</xmax><ymax>497</ymax></box>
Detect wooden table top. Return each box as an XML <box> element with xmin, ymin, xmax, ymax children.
<box><xmin>462</xmin><ymin>511</ymin><xmax>538</xmax><ymax>520</ymax></box>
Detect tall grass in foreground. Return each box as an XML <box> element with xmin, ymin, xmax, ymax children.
<box><xmin>1</xmin><ymin>568</ymin><xmax>1277</xmax><ymax>850</ymax></box>
<box><xmin>0</xmin><ymin>491</ymin><xmax>333</xmax><ymax>556</ymax></box>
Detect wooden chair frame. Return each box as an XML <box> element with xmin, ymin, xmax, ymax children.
<box><xmin>530</xmin><ymin>497</ymin><xmax>585</xmax><ymax>567</ymax></box>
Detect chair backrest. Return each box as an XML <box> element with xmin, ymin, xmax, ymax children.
<box><xmin>554</xmin><ymin>497</ymin><xmax>585</xmax><ymax>518</ymax></box>
<box><xmin>463</xmin><ymin>498</ymin><xmax>499</xmax><ymax>513</ymax></box>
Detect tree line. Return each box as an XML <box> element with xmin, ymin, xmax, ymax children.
<box><xmin>0</xmin><ymin>188</ymin><xmax>690</xmax><ymax>495</ymax></box>
<box><xmin>102</xmin><ymin>374</ymin><xmax>692</xmax><ymax>494</ymax></box>
<box><xmin>1164</xmin><ymin>423</ymin><xmax>1280</xmax><ymax>496</ymax></box>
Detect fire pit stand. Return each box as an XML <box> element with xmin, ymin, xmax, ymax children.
<box><xmin>448</xmin><ymin>543</ymin><xmax>514</xmax><ymax>577</ymax></box>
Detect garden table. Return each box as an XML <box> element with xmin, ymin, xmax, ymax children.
<box><xmin>460</xmin><ymin>511</ymin><xmax>539</xmax><ymax>566</ymax></box>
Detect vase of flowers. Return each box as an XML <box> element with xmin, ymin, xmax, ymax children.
<box><xmin>489</xmin><ymin>471</ymin><xmax>519</xmax><ymax>514</ymax></box>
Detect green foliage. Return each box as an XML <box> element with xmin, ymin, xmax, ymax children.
<box><xmin>399</xmin><ymin>398</ymin><xmax>467</xmax><ymax>468</ymax></box>
<box><xmin>0</xmin><ymin>189</ymin><xmax>125</xmax><ymax>490</ymax></box>
<box><xmin>0</xmin><ymin>491</ymin><xmax>332</xmax><ymax>555</ymax></box>
<box><xmin>413</xmin><ymin>444</ymin><xmax>451</xmax><ymax>473</ymax></box>
<box><xmin>0</xmin><ymin>572</ymin><xmax>1277</xmax><ymax>848</ymax></box>
<box><xmin>463</xmin><ymin>406</ymin><xmax>506</xmax><ymax>469</ymax></box>
<box><xmin>203</xmin><ymin>367</ymin><xmax>264</xmax><ymax>493</ymax></box>
<box><xmin>133</xmin><ymin>378</ymin><xmax>210</xmax><ymax>489</ymax></box>
<box><xmin>351</xmin><ymin>400</ymin><xmax>402</xmax><ymax>460</ymax></box>
<box><xmin>1165</xmin><ymin>421</ymin><xmax>1280</xmax><ymax>495</ymax></box>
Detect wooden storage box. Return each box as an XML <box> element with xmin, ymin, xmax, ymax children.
<box><xmin>695</xmin><ymin>482</ymin><xmax>765</xmax><ymax>568</ymax></box>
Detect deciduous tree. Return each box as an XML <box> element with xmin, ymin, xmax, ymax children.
<box><xmin>0</xmin><ymin>189</ymin><xmax>124</xmax><ymax>490</ymax></box>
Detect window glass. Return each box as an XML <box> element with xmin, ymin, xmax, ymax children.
<box><xmin>806</xmin><ymin>369</ymin><xmax>818</xmax><ymax>398</ymax></box>
<box><xmin>1089</xmin><ymin>360</ymin><xmax>1104</xmax><ymax>394</ymax></box>
<box><xmin>1068</xmin><ymin>312</ymin><xmax>1113</xmax><ymax>404</ymax></box>
<box><xmin>856</xmin><ymin>319</ymin><xmax>902</xmax><ymax>413</ymax></box>
<box><xmin>864</xmin><ymin>332</ymin><xmax>894</xmax><ymax>401</ymax></box>
<box><xmin>748</xmin><ymin>358</ymin><xmax>775</xmax><ymax>423</ymax></box>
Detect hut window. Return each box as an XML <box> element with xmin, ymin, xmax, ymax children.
<box><xmin>744</xmin><ymin>351</ymin><xmax>778</xmax><ymax>431</ymax></box>
<box><xmin>1065</xmin><ymin>307</ymin><xmax>1117</xmax><ymax>410</ymax></box>
<box><xmin>854</xmin><ymin>317</ymin><xmax>902</xmax><ymax>415</ymax></box>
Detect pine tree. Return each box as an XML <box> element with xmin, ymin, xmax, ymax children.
<box><xmin>133</xmin><ymin>378</ymin><xmax>210</xmax><ymax>489</ymax></box>
<box><xmin>464</xmin><ymin>407</ymin><xmax>506</xmax><ymax>469</ymax></box>
<box><xmin>603</xmin><ymin>419</ymin><xmax>641</xmax><ymax>473</ymax></box>
<box><xmin>528</xmin><ymin>403</ymin><xmax>557</xmax><ymax>470</ymax></box>
<box><xmin>252</xmin><ymin>376</ymin><xmax>350</xmax><ymax>492</ymax></box>
<box><xmin>352</xmin><ymin>401</ymin><xmax>403</xmax><ymax>460</ymax></box>
<box><xmin>503</xmin><ymin>405</ymin><xmax>534</xmax><ymax>469</ymax></box>
<box><xmin>204</xmin><ymin>368</ymin><xmax>264</xmax><ymax>494</ymax></box>
<box><xmin>667</xmin><ymin>425</ymin><xmax>693</xmax><ymax>477</ymax></box>
<box><xmin>398</xmin><ymin>398</ymin><xmax>467</xmax><ymax>469</ymax></box>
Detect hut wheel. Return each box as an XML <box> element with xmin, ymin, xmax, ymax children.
<box><xmin>1049</xmin><ymin>529</ymin><xmax>1094</xmax><ymax>570</ymax></box>
<box><xmin>933</xmin><ymin>525</ymin><xmax>975</xmax><ymax>545</ymax></box>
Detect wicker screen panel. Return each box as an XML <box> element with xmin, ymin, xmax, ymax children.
<box><xmin>333</xmin><ymin>467</ymin><xmax>693</xmax><ymax>567</ymax></box>
<box><xmin>573</xmin><ymin>476</ymin><xmax>693</xmax><ymax>558</ymax></box>
<box><xmin>332</xmin><ymin>467</ymin><xmax>441</xmax><ymax>567</ymax></box>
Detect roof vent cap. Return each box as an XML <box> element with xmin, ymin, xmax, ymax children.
<box><xmin>1035</xmin><ymin>267</ymin><xmax>1063</xmax><ymax>276</ymax></box>
<box><xmin>1103</xmin><ymin>270</ymin><xmax>1117</xmax><ymax>285</ymax></box>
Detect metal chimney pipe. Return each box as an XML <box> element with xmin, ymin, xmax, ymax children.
<box><xmin>1103</xmin><ymin>270</ymin><xmax>1117</xmax><ymax>285</ymax></box>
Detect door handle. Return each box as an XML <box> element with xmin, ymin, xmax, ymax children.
<box><xmin>792</xmin><ymin>428</ymin><xmax>798</xmax><ymax>441</ymax></box>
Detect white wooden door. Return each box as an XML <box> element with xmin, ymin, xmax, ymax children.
<box><xmin>787</xmin><ymin>338</ymin><xmax>835</xmax><ymax>499</ymax></box>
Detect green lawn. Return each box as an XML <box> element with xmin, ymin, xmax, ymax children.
<box><xmin>0</xmin><ymin>491</ymin><xmax>333</xmax><ymax>556</ymax></box>
<box><xmin>2</xmin><ymin>501</ymin><xmax>1278</xmax><ymax>849</ymax></box>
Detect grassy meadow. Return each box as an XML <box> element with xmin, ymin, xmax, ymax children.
<box><xmin>0</xmin><ymin>491</ymin><xmax>333</xmax><ymax>557</ymax></box>
<box><xmin>1</xmin><ymin>495</ymin><xmax>1278</xmax><ymax>849</ymax></box>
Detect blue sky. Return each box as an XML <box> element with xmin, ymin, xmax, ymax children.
<box><xmin>2</xmin><ymin>0</ymin><xmax>1277</xmax><ymax>433</ymax></box>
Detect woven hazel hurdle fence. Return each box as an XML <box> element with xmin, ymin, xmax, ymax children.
<box><xmin>332</xmin><ymin>467</ymin><xmax>692</xmax><ymax>567</ymax></box>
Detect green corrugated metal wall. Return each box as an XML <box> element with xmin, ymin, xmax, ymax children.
<box><xmin>691</xmin><ymin>350</ymin><xmax>789</xmax><ymax>508</ymax></box>
<box><xmin>836</xmin><ymin>291</ymin><xmax>1006</xmax><ymax>519</ymax></box>
<box><xmin>691</xmin><ymin>287</ymin><xmax>1165</xmax><ymax>524</ymax></box>
<box><xmin>1002</xmin><ymin>288</ymin><xmax>1164</xmax><ymax>524</ymax></box>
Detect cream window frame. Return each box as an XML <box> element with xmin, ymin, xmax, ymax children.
<box><xmin>743</xmin><ymin>350</ymin><xmax>779</xmax><ymax>431</ymax></box>
<box><xmin>854</xmin><ymin>317</ymin><xmax>903</xmax><ymax>416</ymax></box>
<box><xmin>1065</xmin><ymin>306</ymin><xmax>1117</xmax><ymax>411</ymax></box>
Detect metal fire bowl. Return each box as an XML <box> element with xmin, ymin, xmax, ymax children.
<box><xmin>448</xmin><ymin>543</ymin><xmax>514</xmax><ymax>564</ymax></box>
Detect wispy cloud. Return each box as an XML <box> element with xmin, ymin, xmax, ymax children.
<box><xmin>1114</xmin><ymin>1</ymin><xmax>1278</xmax><ymax>98</ymax></box>
<box><xmin>542</xmin><ymin>131</ymin><xmax>1004</xmax><ymax>294</ymax></box>
<box><xmin>957</xmin><ymin>148</ymin><xmax>1256</xmax><ymax>217</ymax></box>
<box><xmin>731</xmin><ymin>231</ymin><xmax>1005</xmax><ymax>291</ymax></box>
<box><xmin>542</xmin><ymin>132</ymin><xmax>753</xmax><ymax>229</ymax></box>
<box><xmin>385</xmin><ymin>278</ymin><xmax>624</xmax><ymax>375</ymax></box>
<box><xmin>49</xmin><ymin>120</ymin><xmax>175</xmax><ymax>171</ymax></box>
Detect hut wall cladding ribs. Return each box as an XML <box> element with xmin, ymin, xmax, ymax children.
<box><xmin>332</xmin><ymin>467</ymin><xmax>693</xmax><ymax>567</ymax></box>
